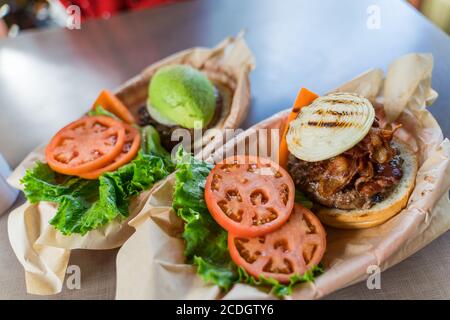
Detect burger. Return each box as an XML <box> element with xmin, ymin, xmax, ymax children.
<box><xmin>285</xmin><ymin>92</ymin><xmax>418</xmax><ymax>229</ymax></box>
<box><xmin>137</xmin><ymin>64</ymin><xmax>232</xmax><ymax>151</ymax></box>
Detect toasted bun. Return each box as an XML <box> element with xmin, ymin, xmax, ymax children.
<box><xmin>316</xmin><ymin>138</ymin><xmax>418</xmax><ymax>229</ymax></box>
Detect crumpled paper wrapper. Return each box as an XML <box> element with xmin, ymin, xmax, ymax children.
<box><xmin>6</xmin><ymin>34</ymin><xmax>255</xmax><ymax>296</ymax></box>
<box><xmin>116</xmin><ymin>53</ymin><xmax>450</xmax><ymax>300</ymax></box>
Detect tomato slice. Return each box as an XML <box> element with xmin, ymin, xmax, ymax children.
<box><xmin>228</xmin><ymin>204</ymin><xmax>327</xmax><ymax>283</ymax></box>
<box><xmin>92</xmin><ymin>90</ymin><xmax>136</xmax><ymax>124</ymax></box>
<box><xmin>204</xmin><ymin>155</ymin><xmax>295</xmax><ymax>237</ymax></box>
<box><xmin>45</xmin><ymin>116</ymin><xmax>126</xmax><ymax>176</ymax></box>
<box><xmin>78</xmin><ymin>124</ymin><xmax>141</xmax><ymax>179</ymax></box>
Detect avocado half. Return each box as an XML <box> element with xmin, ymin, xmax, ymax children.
<box><xmin>147</xmin><ymin>65</ymin><xmax>217</xmax><ymax>129</ymax></box>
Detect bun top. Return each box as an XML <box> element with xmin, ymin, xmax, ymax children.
<box><xmin>286</xmin><ymin>92</ymin><xmax>375</xmax><ymax>162</ymax></box>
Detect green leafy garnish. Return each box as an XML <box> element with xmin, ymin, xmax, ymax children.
<box><xmin>295</xmin><ymin>190</ymin><xmax>313</xmax><ymax>209</ymax></box>
<box><xmin>21</xmin><ymin>125</ymin><xmax>173</xmax><ymax>235</ymax></box>
<box><xmin>87</xmin><ymin>105</ymin><xmax>120</xmax><ymax>120</ymax></box>
<box><xmin>172</xmin><ymin>148</ymin><xmax>323</xmax><ymax>297</ymax></box>
<box><xmin>238</xmin><ymin>264</ymin><xmax>324</xmax><ymax>298</ymax></box>
<box><xmin>172</xmin><ymin>148</ymin><xmax>238</xmax><ymax>290</ymax></box>
<box><xmin>140</xmin><ymin>125</ymin><xmax>170</xmax><ymax>159</ymax></box>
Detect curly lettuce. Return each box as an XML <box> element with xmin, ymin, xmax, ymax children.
<box><xmin>21</xmin><ymin>125</ymin><xmax>173</xmax><ymax>235</ymax></box>
<box><xmin>172</xmin><ymin>149</ymin><xmax>323</xmax><ymax>297</ymax></box>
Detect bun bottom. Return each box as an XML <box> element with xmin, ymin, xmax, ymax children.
<box><xmin>316</xmin><ymin>139</ymin><xmax>418</xmax><ymax>229</ymax></box>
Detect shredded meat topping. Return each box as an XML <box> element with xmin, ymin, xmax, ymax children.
<box><xmin>287</xmin><ymin>119</ymin><xmax>403</xmax><ymax>210</ymax></box>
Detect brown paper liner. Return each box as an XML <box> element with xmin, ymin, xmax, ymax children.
<box><xmin>116</xmin><ymin>53</ymin><xmax>450</xmax><ymax>300</ymax></box>
<box><xmin>6</xmin><ymin>34</ymin><xmax>255</xmax><ymax>295</ymax></box>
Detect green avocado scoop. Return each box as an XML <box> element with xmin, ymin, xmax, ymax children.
<box><xmin>147</xmin><ymin>65</ymin><xmax>216</xmax><ymax>129</ymax></box>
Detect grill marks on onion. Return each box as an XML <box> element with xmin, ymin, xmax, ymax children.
<box><xmin>305</xmin><ymin>120</ymin><xmax>363</xmax><ymax>128</ymax></box>
<box><xmin>286</xmin><ymin>92</ymin><xmax>376</xmax><ymax>162</ymax></box>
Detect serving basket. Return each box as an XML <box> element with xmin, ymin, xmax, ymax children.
<box><xmin>115</xmin><ymin>53</ymin><xmax>450</xmax><ymax>299</ymax></box>
<box><xmin>6</xmin><ymin>34</ymin><xmax>255</xmax><ymax>295</ymax></box>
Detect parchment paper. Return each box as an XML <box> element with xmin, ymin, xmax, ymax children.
<box><xmin>6</xmin><ymin>34</ymin><xmax>255</xmax><ymax>296</ymax></box>
<box><xmin>116</xmin><ymin>53</ymin><xmax>450</xmax><ymax>300</ymax></box>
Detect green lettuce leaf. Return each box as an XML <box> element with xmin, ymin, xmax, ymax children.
<box><xmin>172</xmin><ymin>148</ymin><xmax>238</xmax><ymax>290</ymax></box>
<box><xmin>21</xmin><ymin>162</ymin><xmax>98</xmax><ymax>204</ymax></box>
<box><xmin>87</xmin><ymin>105</ymin><xmax>120</xmax><ymax>120</ymax></box>
<box><xmin>141</xmin><ymin>126</ymin><xmax>171</xmax><ymax>160</ymax></box>
<box><xmin>172</xmin><ymin>148</ymin><xmax>323</xmax><ymax>297</ymax></box>
<box><xmin>295</xmin><ymin>190</ymin><xmax>313</xmax><ymax>209</ymax></box>
<box><xmin>237</xmin><ymin>264</ymin><xmax>324</xmax><ymax>298</ymax></box>
<box><xmin>194</xmin><ymin>257</ymin><xmax>238</xmax><ymax>291</ymax></box>
<box><xmin>21</xmin><ymin>125</ymin><xmax>173</xmax><ymax>235</ymax></box>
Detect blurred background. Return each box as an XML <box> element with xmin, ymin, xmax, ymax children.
<box><xmin>0</xmin><ymin>0</ymin><xmax>184</xmax><ymax>37</ymax></box>
<box><xmin>0</xmin><ymin>0</ymin><xmax>450</xmax><ymax>38</ymax></box>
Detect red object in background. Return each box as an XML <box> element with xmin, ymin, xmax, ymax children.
<box><xmin>59</xmin><ymin>0</ymin><xmax>177</xmax><ymax>21</ymax></box>
<box><xmin>409</xmin><ymin>0</ymin><xmax>423</xmax><ymax>10</ymax></box>
<box><xmin>125</xmin><ymin>0</ymin><xmax>173</xmax><ymax>10</ymax></box>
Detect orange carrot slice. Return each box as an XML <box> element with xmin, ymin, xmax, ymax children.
<box><xmin>279</xmin><ymin>88</ymin><xmax>319</xmax><ymax>169</ymax></box>
<box><xmin>92</xmin><ymin>90</ymin><xmax>136</xmax><ymax>124</ymax></box>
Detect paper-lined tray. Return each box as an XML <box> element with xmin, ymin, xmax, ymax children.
<box><xmin>115</xmin><ymin>53</ymin><xmax>450</xmax><ymax>299</ymax></box>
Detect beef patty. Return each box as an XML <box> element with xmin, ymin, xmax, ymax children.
<box><xmin>287</xmin><ymin>120</ymin><xmax>403</xmax><ymax>210</ymax></box>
